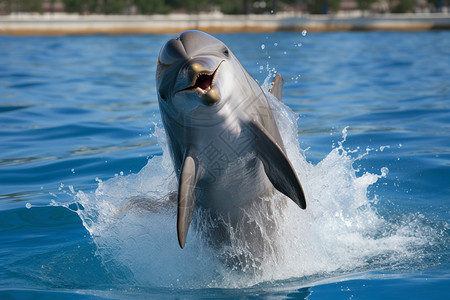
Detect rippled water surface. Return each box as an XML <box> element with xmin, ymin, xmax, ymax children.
<box><xmin>0</xmin><ymin>31</ymin><xmax>449</xmax><ymax>299</ymax></box>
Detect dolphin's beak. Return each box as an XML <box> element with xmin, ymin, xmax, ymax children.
<box><xmin>178</xmin><ymin>60</ymin><xmax>223</xmax><ymax>105</ymax></box>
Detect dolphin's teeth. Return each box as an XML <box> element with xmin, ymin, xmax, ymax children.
<box><xmin>178</xmin><ymin>61</ymin><xmax>222</xmax><ymax>95</ymax></box>
<box><xmin>193</xmin><ymin>72</ymin><xmax>214</xmax><ymax>91</ymax></box>
<box><xmin>185</xmin><ymin>70</ymin><xmax>215</xmax><ymax>94</ymax></box>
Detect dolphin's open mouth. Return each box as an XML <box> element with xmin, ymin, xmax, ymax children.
<box><xmin>180</xmin><ymin>61</ymin><xmax>223</xmax><ymax>95</ymax></box>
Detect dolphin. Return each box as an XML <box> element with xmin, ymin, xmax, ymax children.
<box><xmin>156</xmin><ymin>30</ymin><xmax>306</xmax><ymax>250</ymax></box>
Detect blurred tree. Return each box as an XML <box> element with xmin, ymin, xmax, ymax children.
<box><xmin>328</xmin><ymin>0</ymin><xmax>342</xmax><ymax>12</ymax></box>
<box><xmin>24</xmin><ymin>0</ymin><xmax>43</xmax><ymax>12</ymax></box>
<box><xmin>426</xmin><ymin>0</ymin><xmax>449</xmax><ymax>9</ymax></box>
<box><xmin>2</xmin><ymin>0</ymin><xmax>43</xmax><ymax>13</ymax></box>
<box><xmin>100</xmin><ymin>0</ymin><xmax>127</xmax><ymax>14</ymax></box>
<box><xmin>11</xmin><ymin>0</ymin><xmax>445</xmax><ymax>15</ymax></box>
<box><xmin>62</xmin><ymin>0</ymin><xmax>128</xmax><ymax>14</ymax></box>
<box><xmin>307</xmin><ymin>0</ymin><xmax>341</xmax><ymax>14</ymax></box>
<box><xmin>133</xmin><ymin>0</ymin><xmax>170</xmax><ymax>14</ymax></box>
<box><xmin>62</xmin><ymin>0</ymin><xmax>95</xmax><ymax>14</ymax></box>
<box><xmin>389</xmin><ymin>0</ymin><xmax>415</xmax><ymax>12</ymax></box>
<box><xmin>218</xmin><ymin>0</ymin><xmax>246</xmax><ymax>14</ymax></box>
<box><xmin>355</xmin><ymin>0</ymin><xmax>377</xmax><ymax>12</ymax></box>
<box><xmin>0</xmin><ymin>0</ymin><xmax>12</xmax><ymax>13</ymax></box>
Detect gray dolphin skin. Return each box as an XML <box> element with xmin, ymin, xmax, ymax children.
<box><xmin>156</xmin><ymin>30</ymin><xmax>306</xmax><ymax>250</ymax></box>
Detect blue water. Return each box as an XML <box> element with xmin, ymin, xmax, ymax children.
<box><xmin>0</xmin><ymin>31</ymin><xmax>449</xmax><ymax>299</ymax></box>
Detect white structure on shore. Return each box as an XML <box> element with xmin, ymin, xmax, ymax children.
<box><xmin>0</xmin><ymin>12</ymin><xmax>449</xmax><ymax>35</ymax></box>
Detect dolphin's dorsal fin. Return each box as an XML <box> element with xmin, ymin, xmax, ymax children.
<box><xmin>269</xmin><ymin>73</ymin><xmax>284</xmax><ymax>102</ymax></box>
<box><xmin>177</xmin><ymin>148</ymin><xmax>198</xmax><ymax>248</ymax></box>
<box><xmin>249</xmin><ymin>121</ymin><xmax>306</xmax><ymax>209</ymax></box>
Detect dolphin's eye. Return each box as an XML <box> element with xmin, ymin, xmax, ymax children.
<box><xmin>159</xmin><ymin>91</ymin><xmax>166</xmax><ymax>101</ymax></box>
<box><xmin>223</xmin><ymin>48</ymin><xmax>229</xmax><ymax>57</ymax></box>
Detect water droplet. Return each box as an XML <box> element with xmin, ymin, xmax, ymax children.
<box><xmin>259</xmin><ymin>65</ymin><xmax>264</xmax><ymax>70</ymax></box>
<box><xmin>302</xmin><ymin>30</ymin><xmax>307</xmax><ymax>36</ymax></box>
<box><xmin>26</xmin><ymin>203</ymin><xmax>31</xmax><ymax>209</ymax></box>
<box><xmin>274</xmin><ymin>42</ymin><xmax>278</xmax><ymax>46</ymax></box>
<box><xmin>261</xmin><ymin>44</ymin><xmax>265</xmax><ymax>50</ymax></box>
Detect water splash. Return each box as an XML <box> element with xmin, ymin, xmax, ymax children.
<box><xmin>65</xmin><ymin>74</ymin><xmax>435</xmax><ymax>289</ymax></box>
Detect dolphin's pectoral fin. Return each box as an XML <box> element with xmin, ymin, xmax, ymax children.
<box><xmin>177</xmin><ymin>148</ymin><xmax>199</xmax><ymax>248</ymax></box>
<box><xmin>269</xmin><ymin>73</ymin><xmax>284</xmax><ymax>102</ymax></box>
<box><xmin>249</xmin><ymin>121</ymin><xmax>306</xmax><ymax>209</ymax></box>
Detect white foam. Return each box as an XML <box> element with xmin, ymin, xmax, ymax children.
<box><xmin>71</xmin><ymin>75</ymin><xmax>432</xmax><ymax>289</ymax></box>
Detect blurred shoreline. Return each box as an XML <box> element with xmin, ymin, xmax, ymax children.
<box><xmin>1</xmin><ymin>12</ymin><xmax>449</xmax><ymax>35</ymax></box>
